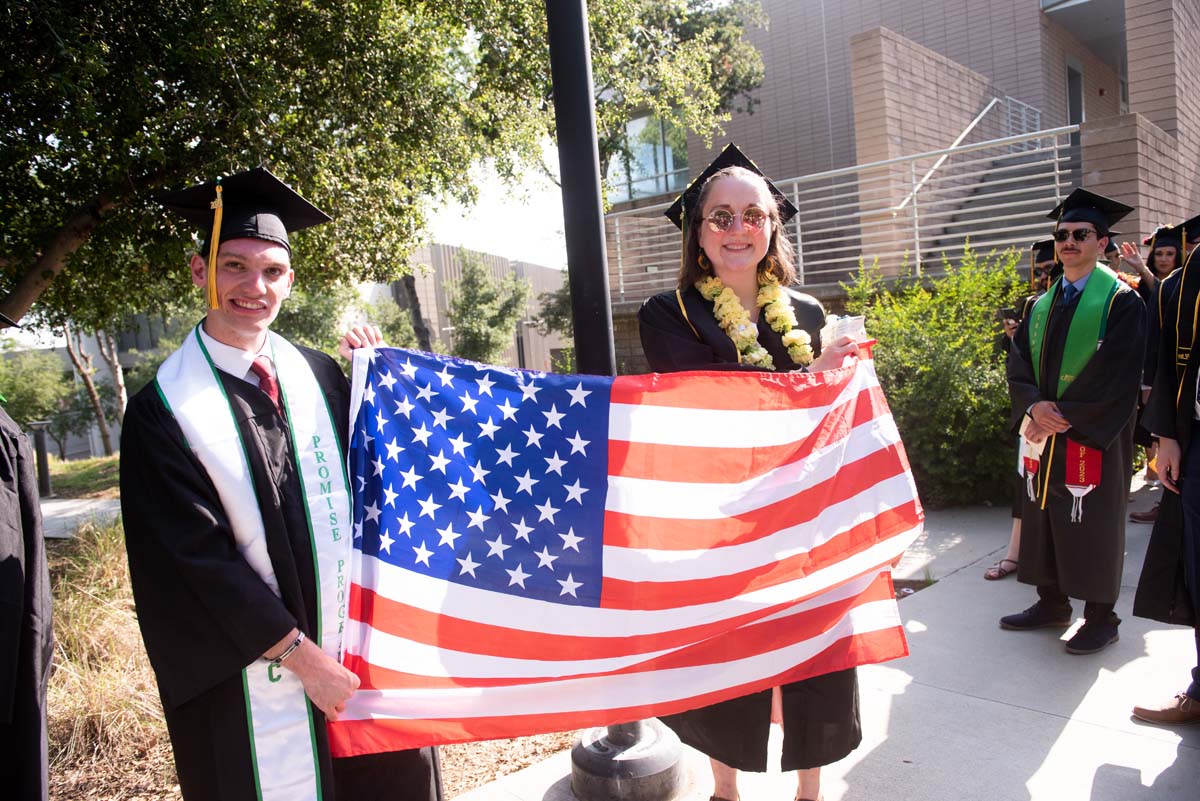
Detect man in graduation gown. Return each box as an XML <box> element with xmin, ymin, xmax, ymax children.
<box><xmin>0</xmin><ymin>311</ymin><xmax>53</xmax><ymax>801</ymax></box>
<box><xmin>1002</xmin><ymin>189</ymin><xmax>1145</xmax><ymax>655</ymax></box>
<box><xmin>120</xmin><ymin>167</ymin><xmax>442</xmax><ymax>801</ymax></box>
<box><xmin>1133</xmin><ymin>215</ymin><xmax>1200</xmax><ymax>724</ymax></box>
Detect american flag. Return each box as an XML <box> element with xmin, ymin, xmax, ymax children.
<box><xmin>328</xmin><ymin>348</ymin><xmax>920</xmax><ymax>756</ymax></box>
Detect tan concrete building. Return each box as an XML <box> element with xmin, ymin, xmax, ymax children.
<box><xmin>606</xmin><ymin>0</ymin><xmax>1200</xmax><ymax>374</ymax></box>
<box><xmin>368</xmin><ymin>243</ymin><xmax>569</xmax><ymax>372</ymax></box>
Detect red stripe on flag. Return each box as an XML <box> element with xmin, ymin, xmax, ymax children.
<box><xmin>601</xmin><ymin>501</ymin><xmax>919</xmax><ymax>610</ymax></box>
<box><xmin>610</xmin><ymin>369</ymin><xmax>852</xmax><ymax>411</ymax></box>
<box><xmin>328</xmin><ymin>624</ymin><xmax>907</xmax><ymax>756</ymax></box>
<box><xmin>603</xmin><ymin>445</ymin><xmax>911</xmax><ymax>551</ymax></box>
<box><xmin>346</xmin><ymin>573</ymin><xmax>896</xmax><ymax>690</ymax></box>
<box><xmin>608</xmin><ymin>385</ymin><xmax>888</xmax><ymax>483</ymax></box>
<box><xmin>347</xmin><ymin>582</ymin><xmax>797</xmax><ymax>662</ymax></box>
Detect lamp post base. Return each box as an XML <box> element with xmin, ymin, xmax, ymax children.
<box><xmin>570</xmin><ymin>719</ymin><xmax>686</xmax><ymax>801</ymax></box>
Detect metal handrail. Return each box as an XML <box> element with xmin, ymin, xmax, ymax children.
<box><xmin>604</xmin><ymin>124</ymin><xmax>1080</xmax><ymax>220</ymax></box>
<box><xmin>603</xmin><ymin>124</ymin><xmax>1081</xmax><ymax>304</ymax></box>
<box><xmin>893</xmin><ymin>97</ymin><xmax>1002</xmax><ymax>212</ymax></box>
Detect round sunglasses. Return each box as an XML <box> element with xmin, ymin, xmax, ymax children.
<box><xmin>701</xmin><ymin>208</ymin><xmax>769</xmax><ymax>233</ymax></box>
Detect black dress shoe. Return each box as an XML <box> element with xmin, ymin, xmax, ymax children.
<box><xmin>999</xmin><ymin>602</ymin><xmax>1073</xmax><ymax>630</ymax></box>
<box><xmin>1065</xmin><ymin>622</ymin><xmax>1119</xmax><ymax>654</ymax></box>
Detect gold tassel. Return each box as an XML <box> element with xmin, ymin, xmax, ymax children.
<box><xmin>206</xmin><ymin>184</ymin><xmax>224</xmax><ymax>310</ymax></box>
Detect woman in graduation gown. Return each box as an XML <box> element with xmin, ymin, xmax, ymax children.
<box><xmin>638</xmin><ymin>145</ymin><xmax>865</xmax><ymax>801</ymax></box>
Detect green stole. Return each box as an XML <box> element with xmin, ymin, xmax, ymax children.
<box><xmin>1028</xmin><ymin>265</ymin><xmax>1120</xmax><ymax>399</ymax></box>
<box><xmin>155</xmin><ymin>326</ymin><xmax>353</xmax><ymax>801</ymax></box>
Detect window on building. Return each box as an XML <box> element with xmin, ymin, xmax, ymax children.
<box><xmin>607</xmin><ymin>114</ymin><xmax>688</xmax><ymax>204</ymax></box>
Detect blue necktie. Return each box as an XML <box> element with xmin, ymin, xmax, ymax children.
<box><xmin>1062</xmin><ymin>283</ymin><xmax>1079</xmax><ymax>306</ymax></box>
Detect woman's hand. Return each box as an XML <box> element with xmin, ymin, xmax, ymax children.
<box><xmin>338</xmin><ymin>325</ymin><xmax>385</xmax><ymax>361</ymax></box>
<box><xmin>807</xmin><ymin>335</ymin><xmax>863</xmax><ymax>372</ymax></box>
<box><xmin>1120</xmin><ymin>241</ymin><xmax>1149</xmax><ymax>277</ymax></box>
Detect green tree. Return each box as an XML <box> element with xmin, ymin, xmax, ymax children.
<box><xmin>845</xmin><ymin>247</ymin><xmax>1028</xmax><ymax>508</ymax></box>
<box><xmin>364</xmin><ymin>299</ymin><xmax>419</xmax><ymax>354</ymax></box>
<box><xmin>271</xmin><ymin>283</ymin><xmax>361</xmax><ymax>353</ymax></box>
<box><xmin>1</xmin><ymin>0</ymin><xmax>764</xmax><ymax>332</ymax></box>
<box><xmin>0</xmin><ymin>349</ymin><xmax>73</xmax><ymax>429</ymax></box>
<box><xmin>46</xmin><ymin>383</ymin><xmax>119</xmax><ymax>459</ymax></box>
<box><xmin>446</xmin><ymin>254</ymin><xmax>530</xmax><ymax>363</ymax></box>
<box><xmin>537</xmin><ymin>281</ymin><xmax>575</xmax><ymax>340</ymax></box>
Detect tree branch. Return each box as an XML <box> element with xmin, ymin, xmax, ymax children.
<box><xmin>0</xmin><ymin>193</ymin><xmax>117</xmax><ymax>324</ymax></box>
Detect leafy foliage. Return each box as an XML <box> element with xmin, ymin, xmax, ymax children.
<box><xmin>46</xmin><ymin>383</ymin><xmax>119</xmax><ymax>459</ymax></box>
<box><xmin>536</xmin><ymin>281</ymin><xmax>575</xmax><ymax>339</ymax></box>
<box><xmin>271</xmin><ymin>283</ymin><xmax>361</xmax><ymax>353</ymax></box>
<box><xmin>447</xmin><ymin>253</ymin><xmax>530</xmax><ymax>363</ymax></box>
<box><xmin>0</xmin><ymin>349</ymin><xmax>73</xmax><ymax>428</ymax></box>
<box><xmin>1</xmin><ymin>0</ymin><xmax>764</xmax><ymax>331</ymax></box>
<box><xmin>844</xmin><ymin>248</ymin><xmax>1029</xmax><ymax>508</ymax></box>
<box><xmin>363</xmin><ymin>299</ymin><xmax>419</xmax><ymax>354</ymax></box>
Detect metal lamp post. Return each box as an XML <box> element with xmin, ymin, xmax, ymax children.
<box><xmin>544</xmin><ymin>2</ymin><xmax>685</xmax><ymax>798</ymax></box>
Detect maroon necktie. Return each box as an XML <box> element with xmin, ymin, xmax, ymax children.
<box><xmin>249</xmin><ymin>356</ymin><xmax>282</xmax><ymax>414</ymax></box>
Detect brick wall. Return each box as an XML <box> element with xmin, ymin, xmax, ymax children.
<box><xmin>1039</xmin><ymin>14</ymin><xmax>1122</xmax><ymax>128</ymax></box>
<box><xmin>1085</xmin><ymin>0</ymin><xmax>1200</xmax><ymax>240</ymax></box>
<box><xmin>850</xmin><ymin>27</ymin><xmax>994</xmax><ymax>165</ymax></box>
<box><xmin>848</xmin><ymin>27</ymin><xmax>995</xmax><ymax>274</ymax></box>
<box><xmin>1126</xmin><ymin>0</ymin><xmax>1180</xmax><ymax>136</ymax></box>
<box><xmin>688</xmin><ymin>0</ymin><xmax>1044</xmax><ymax>182</ymax></box>
<box><xmin>1124</xmin><ymin>0</ymin><xmax>1200</xmax><ymax>212</ymax></box>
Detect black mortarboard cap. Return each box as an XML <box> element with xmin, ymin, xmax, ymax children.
<box><xmin>158</xmin><ymin>166</ymin><xmax>331</xmax><ymax>309</ymax></box>
<box><xmin>1148</xmin><ymin>224</ymin><xmax>1182</xmax><ymax>251</ymax></box>
<box><xmin>1046</xmin><ymin>188</ymin><xmax>1132</xmax><ymax>235</ymax></box>
<box><xmin>157</xmin><ymin>166</ymin><xmax>331</xmax><ymax>257</ymax></box>
<box><xmin>1031</xmin><ymin>239</ymin><xmax>1056</xmax><ymax>263</ymax></box>
<box><xmin>1181</xmin><ymin>214</ymin><xmax>1200</xmax><ymax>244</ymax></box>
<box><xmin>664</xmin><ymin>143</ymin><xmax>798</xmax><ymax>230</ymax></box>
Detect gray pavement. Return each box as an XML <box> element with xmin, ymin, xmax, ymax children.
<box><xmin>454</xmin><ymin>479</ymin><xmax>1199</xmax><ymax>801</ymax></box>
<box><xmin>41</xmin><ymin>496</ymin><xmax>121</xmax><ymax>538</ymax></box>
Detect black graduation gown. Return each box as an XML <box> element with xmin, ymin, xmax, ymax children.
<box><xmin>121</xmin><ymin>342</ymin><xmax>441</xmax><ymax>801</ymax></box>
<box><xmin>0</xmin><ymin>406</ymin><xmax>52</xmax><ymax>801</ymax></box>
<box><xmin>636</xmin><ymin>286</ymin><xmax>862</xmax><ymax>773</ymax></box>
<box><xmin>1137</xmin><ymin>268</ymin><xmax>1197</xmax><ymax>626</ymax></box>
<box><xmin>1007</xmin><ymin>279</ymin><xmax>1146</xmax><ymax>604</ymax></box>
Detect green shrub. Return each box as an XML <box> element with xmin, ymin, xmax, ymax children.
<box><xmin>844</xmin><ymin>246</ymin><xmax>1028</xmax><ymax>508</ymax></box>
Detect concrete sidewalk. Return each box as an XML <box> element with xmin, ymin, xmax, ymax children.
<box><xmin>455</xmin><ymin>480</ymin><xmax>1199</xmax><ymax>801</ymax></box>
<box><xmin>41</xmin><ymin>497</ymin><xmax>121</xmax><ymax>538</ymax></box>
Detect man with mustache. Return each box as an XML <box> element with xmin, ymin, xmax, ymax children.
<box><xmin>1001</xmin><ymin>189</ymin><xmax>1146</xmax><ymax>655</ymax></box>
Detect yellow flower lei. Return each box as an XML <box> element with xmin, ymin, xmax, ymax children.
<box><xmin>695</xmin><ymin>273</ymin><xmax>814</xmax><ymax>369</ymax></box>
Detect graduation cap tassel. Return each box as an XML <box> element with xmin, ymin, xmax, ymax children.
<box><xmin>206</xmin><ymin>183</ymin><xmax>224</xmax><ymax>310</ymax></box>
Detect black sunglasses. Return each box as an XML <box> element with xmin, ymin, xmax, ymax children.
<box><xmin>1052</xmin><ymin>229</ymin><xmax>1098</xmax><ymax>243</ymax></box>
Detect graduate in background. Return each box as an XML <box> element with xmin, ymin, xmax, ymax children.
<box><xmin>987</xmin><ymin>240</ymin><xmax>1060</xmax><ymax>581</ymax></box>
<box><xmin>0</xmin><ymin>309</ymin><xmax>53</xmax><ymax>801</ymax></box>
<box><xmin>121</xmin><ymin>167</ymin><xmax>442</xmax><ymax>801</ymax></box>
<box><xmin>1001</xmin><ymin>189</ymin><xmax>1145</xmax><ymax>655</ymax></box>
<box><xmin>1122</xmin><ymin>222</ymin><xmax>1186</xmax><ymax>522</ymax></box>
<box><xmin>1133</xmin><ymin>211</ymin><xmax>1200</xmax><ymax>725</ymax></box>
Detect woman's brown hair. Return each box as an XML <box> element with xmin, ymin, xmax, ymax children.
<box><xmin>678</xmin><ymin>166</ymin><xmax>797</xmax><ymax>290</ymax></box>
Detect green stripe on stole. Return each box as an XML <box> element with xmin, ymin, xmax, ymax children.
<box><xmin>1028</xmin><ymin>265</ymin><xmax>1120</xmax><ymax>399</ymax></box>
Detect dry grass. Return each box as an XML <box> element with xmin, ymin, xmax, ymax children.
<box><xmin>46</xmin><ymin>520</ymin><xmax>180</xmax><ymax>799</ymax></box>
<box><xmin>46</xmin><ymin>518</ymin><xmax>574</xmax><ymax>799</ymax></box>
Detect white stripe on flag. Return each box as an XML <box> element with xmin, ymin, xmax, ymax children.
<box><xmin>604</xmin><ymin>415</ymin><xmax>902</xmax><ymax>518</ymax></box>
<box><xmin>350</xmin><ymin>528</ymin><xmax>916</xmax><ymax>641</ymax></box>
<box><xmin>341</xmin><ymin>598</ymin><xmax>901</xmax><ymax>720</ymax></box>
<box><xmin>607</xmin><ymin>364</ymin><xmax>875</xmax><ymax>449</ymax></box>
<box><xmin>603</xmin><ymin>472</ymin><xmax>917</xmax><ymax>581</ymax></box>
<box><xmin>353</xmin><ymin>571</ymin><xmax>882</xmax><ymax>679</ymax></box>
